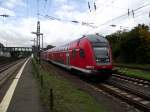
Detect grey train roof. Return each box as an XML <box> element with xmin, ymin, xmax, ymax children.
<box><xmin>86</xmin><ymin>34</ymin><xmax>108</xmax><ymax>43</ymax></box>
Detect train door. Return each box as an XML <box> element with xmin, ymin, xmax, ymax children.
<box><xmin>78</xmin><ymin>48</ymin><xmax>86</xmax><ymax>68</ymax></box>
<box><xmin>66</xmin><ymin>49</ymin><xmax>70</xmax><ymax>66</ymax></box>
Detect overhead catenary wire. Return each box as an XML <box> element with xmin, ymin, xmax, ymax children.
<box><xmin>39</xmin><ymin>14</ymin><xmax>97</xmax><ymax>28</ymax></box>
<box><xmin>90</xmin><ymin>0</ymin><xmax>147</xmax><ymax>25</ymax></box>
<box><xmin>108</xmin><ymin>10</ymin><xmax>149</xmax><ymax>29</ymax></box>
<box><xmin>109</xmin><ymin>10</ymin><xmax>150</xmax><ymax>31</ymax></box>
<box><xmin>97</xmin><ymin>2</ymin><xmax>150</xmax><ymax>28</ymax></box>
<box><xmin>38</xmin><ymin>1</ymin><xmax>150</xmax><ymax>30</ymax></box>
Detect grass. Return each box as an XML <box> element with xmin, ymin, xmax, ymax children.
<box><xmin>115</xmin><ymin>67</ymin><xmax>150</xmax><ymax>81</ymax></box>
<box><xmin>32</xmin><ymin>59</ymin><xmax>106</xmax><ymax>112</ymax></box>
<box><xmin>114</xmin><ymin>63</ymin><xmax>150</xmax><ymax>70</ymax></box>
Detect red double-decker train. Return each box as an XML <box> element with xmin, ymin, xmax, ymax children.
<box><xmin>41</xmin><ymin>34</ymin><xmax>112</xmax><ymax>79</ymax></box>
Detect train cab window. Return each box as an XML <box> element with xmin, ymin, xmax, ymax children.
<box><xmin>79</xmin><ymin>49</ymin><xmax>85</xmax><ymax>58</ymax></box>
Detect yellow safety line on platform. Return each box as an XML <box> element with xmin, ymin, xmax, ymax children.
<box><xmin>0</xmin><ymin>58</ymin><xmax>30</xmax><ymax>112</ymax></box>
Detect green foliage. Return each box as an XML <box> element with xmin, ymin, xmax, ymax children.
<box><xmin>107</xmin><ymin>24</ymin><xmax>150</xmax><ymax>64</ymax></box>
<box><xmin>116</xmin><ymin>67</ymin><xmax>150</xmax><ymax>81</ymax></box>
<box><xmin>0</xmin><ymin>43</ymin><xmax>4</xmax><ymax>47</ymax></box>
<box><xmin>46</xmin><ymin>45</ymin><xmax>55</xmax><ymax>49</ymax></box>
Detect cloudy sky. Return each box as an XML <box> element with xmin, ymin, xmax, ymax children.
<box><xmin>0</xmin><ymin>0</ymin><xmax>150</xmax><ymax>47</ymax></box>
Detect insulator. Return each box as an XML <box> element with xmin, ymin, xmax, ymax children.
<box><xmin>88</xmin><ymin>1</ymin><xmax>91</xmax><ymax>12</ymax></box>
<box><xmin>94</xmin><ymin>2</ymin><xmax>96</xmax><ymax>10</ymax></box>
<box><xmin>128</xmin><ymin>9</ymin><xmax>130</xmax><ymax>16</ymax></box>
<box><xmin>132</xmin><ymin>9</ymin><xmax>134</xmax><ymax>18</ymax></box>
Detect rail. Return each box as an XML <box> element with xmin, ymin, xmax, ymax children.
<box><xmin>0</xmin><ymin>59</ymin><xmax>26</xmax><ymax>88</ymax></box>
<box><xmin>98</xmin><ymin>83</ymin><xmax>150</xmax><ymax>111</ymax></box>
<box><xmin>112</xmin><ymin>73</ymin><xmax>150</xmax><ymax>86</ymax></box>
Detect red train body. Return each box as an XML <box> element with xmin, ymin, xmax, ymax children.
<box><xmin>41</xmin><ymin>34</ymin><xmax>113</xmax><ymax>78</ymax></box>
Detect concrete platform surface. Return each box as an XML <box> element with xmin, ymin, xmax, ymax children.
<box><xmin>6</xmin><ymin>59</ymin><xmax>44</xmax><ymax>112</ymax></box>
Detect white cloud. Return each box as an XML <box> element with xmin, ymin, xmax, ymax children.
<box><xmin>0</xmin><ymin>17</ymin><xmax>37</xmax><ymax>47</ymax></box>
<box><xmin>40</xmin><ymin>19</ymin><xmax>94</xmax><ymax>47</ymax></box>
<box><xmin>61</xmin><ymin>5</ymin><xmax>75</xmax><ymax>11</ymax></box>
<box><xmin>0</xmin><ymin>0</ymin><xmax>150</xmax><ymax>47</ymax></box>
<box><xmin>54</xmin><ymin>0</ymin><xmax>68</xmax><ymax>4</ymax></box>
<box><xmin>0</xmin><ymin>7</ymin><xmax>15</xmax><ymax>16</ymax></box>
<box><xmin>0</xmin><ymin>17</ymin><xmax>91</xmax><ymax>47</ymax></box>
<box><xmin>2</xmin><ymin>0</ymin><xmax>25</xmax><ymax>8</ymax></box>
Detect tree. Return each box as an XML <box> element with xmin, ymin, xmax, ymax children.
<box><xmin>46</xmin><ymin>45</ymin><xmax>55</xmax><ymax>49</ymax></box>
<box><xmin>106</xmin><ymin>24</ymin><xmax>150</xmax><ymax>64</ymax></box>
<box><xmin>0</xmin><ymin>43</ymin><xmax>4</xmax><ymax>48</ymax></box>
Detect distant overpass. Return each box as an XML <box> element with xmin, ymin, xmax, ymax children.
<box><xmin>0</xmin><ymin>47</ymin><xmax>33</xmax><ymax>58</ymax></box>
<box><xmin>0</xmin><ymin>47</ymin><xmax>32</xmax><ymax>52</ymax></box>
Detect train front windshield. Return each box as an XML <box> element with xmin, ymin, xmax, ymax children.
<box><xmin>92</xmin><ymin>42</ymin><xmax>110</xmax><ymax>65</ymax></box>
<box><xmin>86</xmin><ymin>34</ymin><xmax>111</xmax><ymax>65</ymax></box>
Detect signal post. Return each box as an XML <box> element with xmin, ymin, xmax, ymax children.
<box><xmin>31</xmin><ymin>21</ymin><xmax>43</xmax><ymax>64</ymax></box>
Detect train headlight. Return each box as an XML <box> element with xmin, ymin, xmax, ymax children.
<box><xmin>86</xmin><ymin>66</ymin><xmax>94</xmax><ymax>69</ymax></box>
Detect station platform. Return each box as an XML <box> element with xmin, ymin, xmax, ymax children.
<box><xmin>0</xmin><ymin>58</ymin><xmax>44</xmax><ymax>112</ymax></box>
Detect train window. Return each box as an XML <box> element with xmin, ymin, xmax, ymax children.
<box><xmin>94</xmin><ymin>47</ymin><xmax>109</xmax><ymax>57</ymax></box>
<box><xmin>92</xmin><ymin>42</ymin><xmax>108</xmax><ymax>47</ymax></box>
<box><xmin>72</xmin><ymin>49</ymin><xmax>76</xmax><ymax>58</ymax></box>
<box><xmin>79</xmin><ymin>49</ymin><xmax>85</xmax><ymax>58</ymax></box>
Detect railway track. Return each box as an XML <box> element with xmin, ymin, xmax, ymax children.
<box><xmin>0</xmin><ymin>63</ymin><xmax>9</xmax><ymax>68</ymax></box>
<box><xmin>0</xmin><ymin>61</ymin><xmax>20</xmax><ymax>73</ymax></box>
<box><xmin>112</xmin><ymin>74</ymin><xmax>150</xmax><ymax>87</ymax></box>
<box><xmin>95</xmin><ymin>83</ymin><xmax>150</xmax><ymax>111</ymax></box>
<box><xmin>89</xmin><ymin>73</ymin><xmax>150</xmax><ymax>111</ymax></box>
<box><xmin>0</xmin><ymin>58</ymin><xmax>18</xmax><ymax>66</ymax></box>
<box><xmin>0</xmin><ymin>59</ymin><xmax>25</xmax><ymax>88</ymax></box>
<box><xmin>83</xmin><ymin>73</ymin><xmax>150</xmax><ymax>111</ymax></box>
<box><xmin>95</xmin><ymin>72</ymin><xmax>150</xmax><ymax>111</ymax></box>
<box><xmin>0</xmin><ymin>58</ymin><xmax>21</xmax><ymax>73</ymax></box>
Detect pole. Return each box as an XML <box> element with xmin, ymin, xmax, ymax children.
<box><xmin>33</xmin><ymin>38</ymin><xmax>36</xmax><ymax>57</ymax></box>
<box><xmin>31</xmin><ymin>21</ymin><xmax>43</xmax><ymax>63</ymax></box>
<box><xmin>42</xmin><ymin>34</ymin><xmax>43</xmax><ymax>50</ymax></box>
<box><xmin>37</xmin><ymin>21</ymin><xmax>40</xmax><ymax>49</ymax></box>
<box><xmin>34</xmin><ymin>38</ymin><xmax>35</xmax><ymax>47</ymax></box>
<box><xmin>37</xmin><ymin>21</ymin><xmax>40</xmax><ymax>63</ymax></box>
